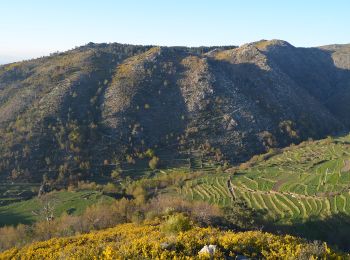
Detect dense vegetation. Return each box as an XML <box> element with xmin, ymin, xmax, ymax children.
<box><xmin>1</xmin><ymin>221</ymin><xmax>343</xmax><ymax>259</ymax></box>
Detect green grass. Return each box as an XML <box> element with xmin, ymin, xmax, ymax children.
<box><xmin>0</xmin><ymin>190</ymin><xmax>115</xmax><ymax>226</ymax></box>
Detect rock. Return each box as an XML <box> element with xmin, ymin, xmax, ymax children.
<box><xmin>160</xmin><ymin>242</ymin><xmax>170</xmax><ymax>249</ymax></box>
<box><xmin>160</xmin><ymin>242</ymin><xmax>175</xmax><ymax>251</ymax></box>
<box><xmin>198</xmin><ymin>244</ymin><xmax>216</xmax><ymax>256</ymax></box>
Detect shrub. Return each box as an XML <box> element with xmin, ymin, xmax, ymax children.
<box><xmin>162</xmin><ymin>213</ymin><xmax>192</xmax><ymax>234</ymax></box>
<box><xmin>298</xmin><ymin>241</ymin><xmax>329</xmax><ymax>260</ymax></box>
<box><xmin>238</xmin><ymin>162</ymin><xmax>251</xmax><ymax>170</ymax></box>
<box><xmin>144</xmin><ymin>148</ymin><xmax>155</xmax><ymax>158</ymax></box>
<box><xmin>2</xmin><ymin>223</ymin><xmax>341</xmax><ymax>259</ymax></box>
<box><xmin>216</xmin><ymin>165</ymin><xmax>223</xmax><ymax>173</ymax></box>
<box><xmin>149</xmin><ymin>156</ymin><xmax>160</xmax><ymax>170</ymax></box>
<box><xmin>279</xmin><ymin>120</ymin><xmax>299</xmax><ymax>139</ymax></box>
<box><xmin>0</xmin><ymin>224</ymin><xmax>28</xmax><ymax>251</ymax></box>
<box><xmin>111</xmin><ymin>169</ymin><xmax>121</xmax><ymax>180</ymax></box>
<box><xmin>132</xmin><ymin>185</ymin><xmax>147</xmax><ymax>204</ymax></box>
<box><xmin>102</xmin><ymin>182</ymin><xmax>119</xmax><ymax>194</ymax></box>
<box><xmin>222</xmin><ymin>200</ymin><xmax>261</xmax><ymax>230</ymax></box>
<box><xmin>126</xmin><ymin>155</ymin><xmax>135</xmax><ymax>164</ymax></box>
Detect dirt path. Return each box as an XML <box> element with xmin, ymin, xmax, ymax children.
<box><xmin>272</xmin><ymin>179</ymin><xmax>286</xmax><ymax>191</ymax></box>
<box><xmin>227</xmin><ymin>179</ymin><xmax>236</xmax><ymax>200</ymax></box>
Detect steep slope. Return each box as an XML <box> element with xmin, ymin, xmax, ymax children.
<box><xmin>0</xmin><ymin>40</ymin><xmax>349</xmax><ymax>181</ymax></box>
<box><xmin>257</xmin><ymin>40</ymin><xmax>350</xmax><ymax>127</ymax></box>
<box><xmin>101</xmin><ymin>47</ymin><xmax>188</xmax><ymax>155</ymax></box>
<box><xmin>0</xmin><ymin>43</ymin><xmax>152</xmax><ymax>181</ymax></box>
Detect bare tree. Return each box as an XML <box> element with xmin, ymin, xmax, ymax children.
<box><xmin>32</xmin><ymin>194</ymin><xmax>57</xmax><ymax>222</ymax></box>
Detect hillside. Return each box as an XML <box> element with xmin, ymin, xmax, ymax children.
<box><xmin>176</xmin><ymin>134</ymin><xmax>350</xmax><ymax>249</ymax></box>
<box><xmin>0</xmin><ymin>221</ymin><xmax>343</xmax><ymax>259</ymax></box>
<box><xmin>0</xmin><ymin>40</ymin><xmax>350</xmax><ymax>182</ymax></box>
<box><xmin>0</xmin><ymin>117</ymin><xmax>350</xmax><ymax>255</ymax></box>
<box><xmin>0</xmin><ymin>190</ymin><xmax>114</xmax><ymax>226</ymax></box>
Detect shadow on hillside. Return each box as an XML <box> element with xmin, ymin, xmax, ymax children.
<box><xmin>0</xmin><ymin>209</ymin><xmax>33</xmax><ymax>227</ymax></box>
<box><xmin>207</xmin><ymin>47</ymin><xmax>350</xmax><ymax>162</ymax></box>
<box><xmin>97</xmin><ymin>49</ymin><xmax>191</xmax><ymax>167</ymax></box>
<box><xmin>77</xmin><ymin>45</ymin><xmax>350</xmax><ymax>166</ymax></box>
<box><xmin>261</xmin><ymin>213</ymin><xmax>350</xmax><ymax>251</ymax></box>
<box><xmin>264</xmin><ymin>44</ymin><xmax>350</xmax><ymax>129</ymax></box>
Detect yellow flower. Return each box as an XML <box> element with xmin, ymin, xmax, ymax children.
<box><xmin>102</xmin><ymin>246</ymin><xmax>114</xmax><ymax>260</ymax></box>
<box><xmin>0</xmin><ymin>222</ymin><xmax>344</xmax><ymax>259</ymax></box>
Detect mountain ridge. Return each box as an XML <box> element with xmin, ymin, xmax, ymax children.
<box><xmin>0</xmin><ymin>40</ymin><xmax>349</xmax><ymax>181</ymax></box>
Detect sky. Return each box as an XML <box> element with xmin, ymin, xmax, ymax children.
<box><xmin>0</xmin><ymin>0</ymin><xmax>349</xmax><ymax>63</ymax></box>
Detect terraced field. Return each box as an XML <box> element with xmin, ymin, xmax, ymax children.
<box><xmin>120</xmin><ymin>150</ymin><xmax>218</xmax><ymax>179</ymax></box>
<box><xmin>180</xmin><ymin>174</ymin><xmax>232</xmax><ymax>206</ymax></box>
<box><xmin>180</xmin><ymin>134</ymin><xmax>350</xmax><ymax>223</ymax></box>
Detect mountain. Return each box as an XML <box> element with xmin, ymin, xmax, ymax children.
<box><xmin>0</xmin><ymin>40</ymin><xmax>350</xmax><ymax>181</ymax></box>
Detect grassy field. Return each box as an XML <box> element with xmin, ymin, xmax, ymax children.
<box><xmin>179</xmin><ymin>134</ymin><xmax>350</xmax><ymax>224</ymax></box>
<box><xmin>0</xmin><ymin>149</ymin><xmax>217</xmax><ymax>227</ymax></box>
<box><xmin>0</xmin><ymin>190</ymin><xmax>114</xmax><ymax>226</ymax></box>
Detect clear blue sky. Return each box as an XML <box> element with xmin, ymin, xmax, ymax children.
<box><xmin>0</xmin><ymin>0</ymin><xmax>349</xmax><ymax>62</ymax></box>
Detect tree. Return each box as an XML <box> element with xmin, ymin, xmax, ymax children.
<box><xmin>111</xmin><ymin>169</ymin><xmax>121</xmax><ymax>180</ymax></box>
<box><xmin>144</xmin><ymin>148</ymin><xmax>155</xmax><ymax>158</ymax></box>
<box><xmin>32</xmin><ymin>194</ymin><xmax>57</xmax><ymax>222</ymax></box>
<box><xmin>222</xmin><ymin>200</ymin><xmax>264</xmax><ymax>230</ymax></box>
<box><xmin>149</xmin><ymin>156</ymin><xmax>160</xmax><ymax>170</ymax></box>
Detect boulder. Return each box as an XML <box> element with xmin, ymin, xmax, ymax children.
<box><xmin>198</xmin><ymin>244</ymin><xmax>216</xmax><ymax>256</ymax></box>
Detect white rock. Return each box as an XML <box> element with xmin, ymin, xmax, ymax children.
<box><xmin>198</xmin><ymin>244</ymin><xmax>216</xmax><ymax>256</ymax></box>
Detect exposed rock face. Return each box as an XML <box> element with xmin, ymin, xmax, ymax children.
<box><xmin>0</xmin><ymin>40</ymin><xmax>349</xmax><ymax>180</ymax></box>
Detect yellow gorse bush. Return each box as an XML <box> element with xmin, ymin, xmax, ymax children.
<box><xmin>0</xmin><ymin>222</ymin><xmax>344</xmax><ymax>259</ymax></box>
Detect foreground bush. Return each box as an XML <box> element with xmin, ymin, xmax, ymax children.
<box><xmin>1</xmin><ymin>222</ymin><xmax>344</xmax><ymax>259</ymax></box>
<box><xmin>161</xmin><ymin>213</ymin><xmax>192</xmax><ymax>234</ymax></box>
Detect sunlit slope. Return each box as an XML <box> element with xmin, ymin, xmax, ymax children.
<box><xmin>0</xmin><ymin>222</ymin><xmax>342</xmax><ymax>259</ymax></box>
<box><xmin>181</xmin><ymin>134</ymin><xmax>350</xmax><ymax>222</ymax></box>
